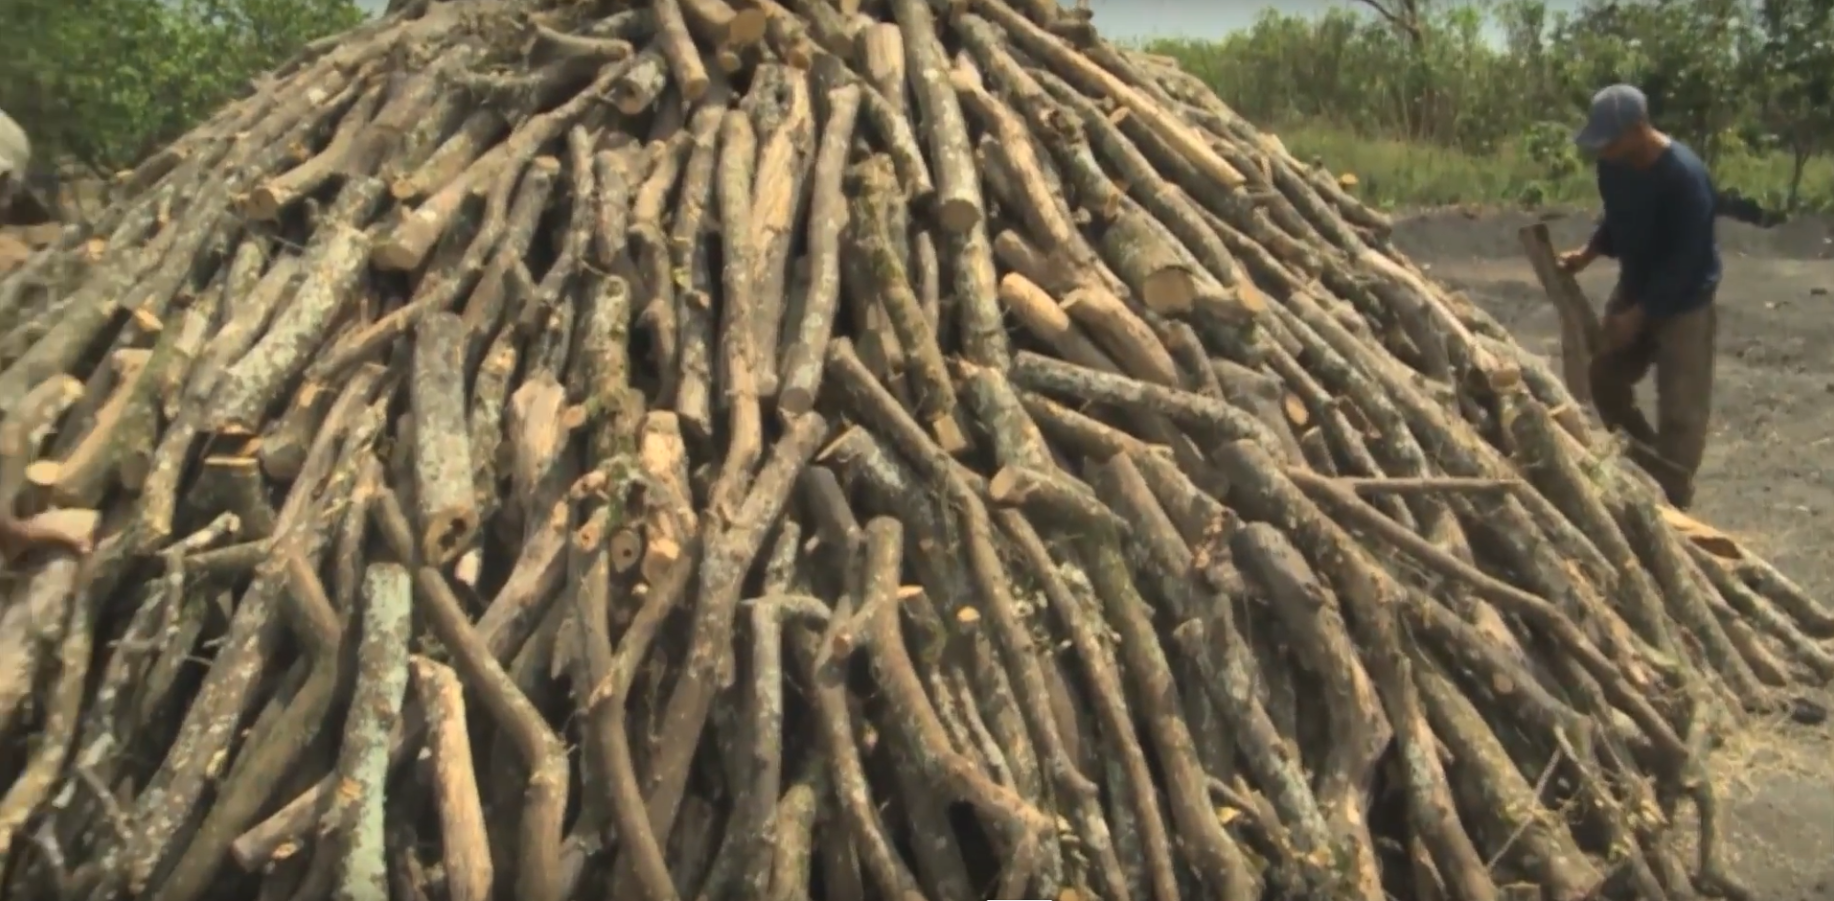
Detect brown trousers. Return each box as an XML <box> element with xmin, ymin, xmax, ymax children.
<box><xmin>1588</xmin><ymin>286</ymin><xmax>1717</xmax><ymax>509</ymax></box>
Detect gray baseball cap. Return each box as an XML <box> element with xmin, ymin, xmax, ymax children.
<box><xmin>1574</xmin><ymin>84</ymin><xmax>1649</xmax><ymax>151</ymax></box>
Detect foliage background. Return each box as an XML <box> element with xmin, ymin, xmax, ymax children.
<box><xmin>0</xmin><ymin>0</ymin><xmax>1829</xmax><ymax>213</ymax></box>
<box><xmin>0</xmin><ymin>0</ymin><xmax>364</xmax><ymax>190</ymax></box>
<box><xmin>1146</xmin><ymin>0</ymin><xmax>1834</xmax><ymax>211</ymax></box>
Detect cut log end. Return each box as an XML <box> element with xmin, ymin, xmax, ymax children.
<box><xmin>935</xmin><ymin>196</ymin><xmax>982</xmax><ymax>234</ymax></box>
<box><xmin>243</xmin><ymin>186</ymin><xmax>288</xmax><ymax>222</ymax></box>
<box><xmin>611</xmin><ymin>96</ymin><xmax>647</xmax><ymax>119</ymax></box>
<box><xmin>1141</xmin><ymin>267</ymin><xmax>1198</xmax><ymax>315</ymax></box>
<box><xmin>1281</xmin><ymin>393</ymin><xmax>1310</xmax><ymax>429</ymax></box>
<box><xmin>728</xmin><ymin>8</ymin><xmax>769</xmax><ymax>45</ymax></box>
<box><xmin>987</xmin><ymin>466</ymin><xmax>1031</xmax><ymax>505</ymax></box>
<box><xmin>1487</xmin><ymin>363</ymin><xmax>1525</xmax><ymax>392</ymax></box>
<box><xmin>930</xmin><ymin>415</ymin><xmax>969</xmax><ymax>455</ymax></box>
<box><xmin>639</xmin><ymin>535</ymin><xmax>682</xmax><ymax>584</ymax></box>
<box><xmin>24</xmin><ymin>460</ymin><xmax>61</xmax><ymax>488</ymax></box>
<box><xmin>778</xmin><ymin>385</ymin><xmax>816</xmax><ymax>419</ymax></box>
<box><xmin>1232</xmin><ymin>282</ymin><xmax>1270</xmax><ymax>315</ymax></box>
<box><xmin>609</xmin><ymin>528</ymin><xmax>644</xmax><ymax>573</ymax></box>
<box><xmin>372</xmin><ymin>234</ymin><xmax>430</xmax><ymax>273</ymax></box>
<box><xmin>679</xmin><ymin>76</ymin><xmax>712</xmax><ymax>104</ymax></box>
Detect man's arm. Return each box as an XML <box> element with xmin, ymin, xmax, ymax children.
<box><xmin>1635</xmin><ymin>181</ymin><xmax>1714</xmax><ymax>318</ymax></box>
<box><xmin>1587</xmin><ymin>219</ymin><xmax>1617</xmax><ymax>259</ymax></box>
<box><xmin>1587</xmin><ymin>165</ymin><xmax>1619</xmax><ymax>259</ymax></box>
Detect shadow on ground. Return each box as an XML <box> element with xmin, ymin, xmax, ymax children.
<box><xmin>1393</xmin><ymin>207</ymin><xmax>1834</xmax><ymax>901</ymax></box>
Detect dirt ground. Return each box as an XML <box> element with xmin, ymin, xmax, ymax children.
<box><xmin>1392</xmin><ymin>207</ymin><xmax>1834</xmax><ymax>901</ymax></box>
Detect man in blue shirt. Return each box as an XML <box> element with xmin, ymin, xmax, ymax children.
<box><xmin>1558</xmin><ymin>84</ymin><xmax>1721</xmax><ymax>510</ymax></box>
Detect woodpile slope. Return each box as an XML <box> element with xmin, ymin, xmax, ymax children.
<box><xmin>0</xmin><ymin>1</ymin><xmax>1829</xmax><ymax>900</ymax></box>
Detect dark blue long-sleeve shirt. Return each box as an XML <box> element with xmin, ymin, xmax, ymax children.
<box><xmin>1585</xmin><ymin>140</ymin><xmax>1721</xmax><ymax>318</ymax></box>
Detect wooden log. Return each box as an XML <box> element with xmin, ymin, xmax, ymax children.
<box><xmin>637</xmin><ymin>412</ymin><xmax>696</xmax><ymax>583</ymax></box>
<box><xmin>409</xmin><ymin>312</ymin><xmax>480</xmax><ymax>565</ymax></box>
<box><xmin>887</xmin><ymin>0</ymin><xmax>982</xmax><ymax>233</ymax></box>
<box><xmin>0</xmin><ymin>375</ymin><xmax>88</xmax><ymax>562</ymax></box>
<box><xmin>653</xmin><ymin>0</ymin><xmax>712</xmax><ymax>102</ymax></box>
<box><xmin>744</xmin><ymin>65</ymin><xmax>814</xmax><ymax>399</ymax></box>
<box><xmin>210</xmin><ymin>191</ymin><xmax>378</xmax><ymax>432</ymax></box>
<box><xmin>847</xmin><ymin>155</ymin><xmax>962</xmax><ymax>451</ymax></box>
<box><xmin>1518</xmin><ymin>222</ymin><xmax>1603</xmax><ymax>407</ymax></box>
<box><xmin>1096</xmin><ymin>205</ymin><xmax>1201</xmax><ymax>316</ymax></box>
<box><xmin>326</xmin><ymin>563</ymin><xmax>413</xmax><ymax>901</ymax></box>
<box><xmin>243</xmin><ymin>86</ymin><xmax>385</xmax><ymax>221</ymax></box>
<box><xmin>776</xmin><ymin>83</ymin><xmax>860</xmax><ymax>417</ymax></box>
<box><xmin>414</xmin><ymin>657</ymin><xmax>491</xmax><ymax>901</ymax></box>
<box><xmin>371</xmin><ymin>485</ymin><xmax>569</xmax><ymax>901</ymax></box>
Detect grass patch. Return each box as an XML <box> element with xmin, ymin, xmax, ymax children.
<box><xmin>1276</xmin><ymin>122</ymin><xmax>1834</xmax><ymax>212</ymax></box>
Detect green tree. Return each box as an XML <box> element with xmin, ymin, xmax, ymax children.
<box><xmin>1144</xmin><ymin>0</ymin><xmax>1834</xmax><ymax>211</ymax></box>
<box><xmin>0</xmin><ymin>0</ymin><xmax>364</xmax><ymax>176</ymax></box>
<box><xmin>1552</xmin><ymin>0</ymin><xmax>1755</xmax><ymax>160</ymax></box>
<box><xmin>1748</xmin><ymin>0</ymin><xmax>1834</xmax><ymax>208</ymax></box>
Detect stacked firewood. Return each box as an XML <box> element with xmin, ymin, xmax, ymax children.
<box><xmin>0</xmin><ymin>1</ymin><xmax>1828</xmax><ymax>900</ymax></box>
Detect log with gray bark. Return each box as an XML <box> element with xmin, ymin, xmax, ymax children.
<box><xmin>0</xmin><ymin>2</ymin><xmax>1829</xmax><ymax>901</ymax></box>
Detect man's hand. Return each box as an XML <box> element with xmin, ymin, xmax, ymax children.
<box><xmin>1558</xmin><ymin>247</ymin><xmax>1596</xmax><ymax>274</ymax></box>
<box><xmin>1601</xmin><ymin>303</ymin><xmax>1646</xmax><ymax>351</ymax></box>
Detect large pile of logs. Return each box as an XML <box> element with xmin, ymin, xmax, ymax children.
<box><xmin>1</xmin><ymin>1</ymin><xmax>1829</xmax><ymax>900</ymax></box>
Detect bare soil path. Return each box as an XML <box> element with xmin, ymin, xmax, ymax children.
<box><xmin>1394</xmin><ymin>208</ymin><xmax>1834</xmax><ymax>901</ymax></box>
